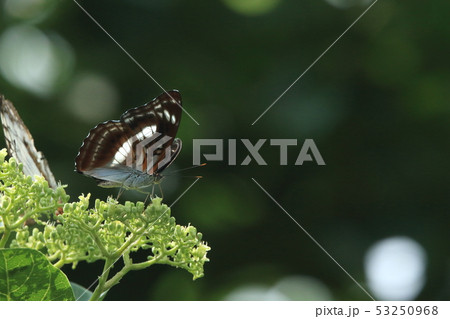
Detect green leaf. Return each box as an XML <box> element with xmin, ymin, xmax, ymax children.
<box><xmin>0</xmin><ymin>248</ymin><xmax>74</xmax><ymax>301</ymax></box>
<box><xmin>70</xmin><ymin>282</ymin><xmax>92</xmax><ymax>301</ymax></box>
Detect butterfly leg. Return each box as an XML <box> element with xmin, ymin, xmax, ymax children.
<box><xmin>158</xmin><ymin>183</ymin><xmax>164</xmax><ymax>199</ymax></box>
<box><xmin>151</xmin><ymin>183</ymin><xmax>155</xmax><ymax>199</ymax></box>
<box><xmin>144</xmin><ymin>192</ymin><xmax>152</xmax><ymax>205</ymax></box>
<box><xmin>116</xmin><ymin>187</ymin><xmax>125</xmax><ymax>200</ymax></box>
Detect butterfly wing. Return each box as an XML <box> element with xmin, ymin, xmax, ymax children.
<box><xmin>154</xmin><ymin>138</ymin><xmax>182</xmax><ymax>175</ymax></box>
<box><xmin>75</xmin><ymin>120</ymin><xmax>133</xmax><ymax>172</ymax></box>
<box><xmin>0</xmin><ymin>95</ymin><xmax>57</xmax><ymax>189</ymax></box>
<box><xmin>120</xmin><ymin>90</ymin><xmax>182</xmax><ymax>175</ymax></box>
<box><xmin>75</xmin><ymin>90</ymin><xmax>182</xmax><ymax>189</ymax></box>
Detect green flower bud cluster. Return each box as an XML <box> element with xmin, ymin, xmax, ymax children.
<box><xmin>0</xmin><ymin>149</ymin><xmax>68</xmax><ymax>248</ymax></box>
<box><xmin>0</xmin><ymin>148</ymin><xmax>210</xmax><ymax>299</ymax></box>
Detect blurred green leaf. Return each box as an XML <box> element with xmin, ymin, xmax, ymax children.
<box><xmin>0</xmin><ymin>248</ymin><xmax>74</xmax><ymax>301</ymax></box>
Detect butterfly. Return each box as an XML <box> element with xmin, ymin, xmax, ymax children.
<box><xmin>0</xmin><ymin>95</ymin><xmax>58</xmax><ymax>189</ymax></box>
<box><xmin>75</xmin><ymin>90</ymin><xmax>183</xmax><ymax>193</ymax></box>
<box><xmin>1</xmin><ymin>95</ymin><xmax>64</xmax><ymax>218</ymax></box>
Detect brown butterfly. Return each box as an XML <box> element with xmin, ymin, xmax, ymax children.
<box><xmin>75</xmin><ymin>90</ymin><xmax>182</xmax><ymax>192</ymax></box>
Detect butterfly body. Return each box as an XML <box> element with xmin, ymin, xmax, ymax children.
<box><xmin>75</xmin><ymin>90</ymin><xmax>183</xmax><ymax>190</ymax></box>
<box><xmin>85</xmin><ymin>163</ymin><xmax>165</xmax><ymax>189</ymax></box>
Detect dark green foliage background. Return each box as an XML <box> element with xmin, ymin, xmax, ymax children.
<box><xmin>0</xmin><ymin>0</ymin><xmax>449</xmax><ymax>300</ymax></box>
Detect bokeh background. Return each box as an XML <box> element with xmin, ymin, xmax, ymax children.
<box><xmin>0</xmin><ymin>0</ymin><xmax>449</xmax><ymax>300</ymax></box>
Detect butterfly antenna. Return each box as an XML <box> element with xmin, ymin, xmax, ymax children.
<box><xmin>178</xmin><ymin>175</ymin><xmax>203</xmax><ymax>179</ymax></box>
<box><xmin>164</xmin><ymin>163</ymin><xmax>206</xmax><ymax>176</ymax></box>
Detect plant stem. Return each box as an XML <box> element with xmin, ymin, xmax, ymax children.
<box><xmin>0</xmin><ymin>228</ymin><xmax>10</xmax><ymax>248</ymax></box>
<box><xmin>53</xmin><ymin>258</ymin><xmax>65</xmax><ymax>268</ymax></box>
<box><xmin>77</xmin><ymin>222</ymin><xmax>111</xmax><ymax>258</ymax></box>
<box><xmin>103</xmin><ymin>254</ymin><xmax>162</xmax><ymax>292</ymax></box>
<box><xmin>89</xmin><ymin>258</ymin><xmax>115</xmax><ymax>301</ymax></box>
